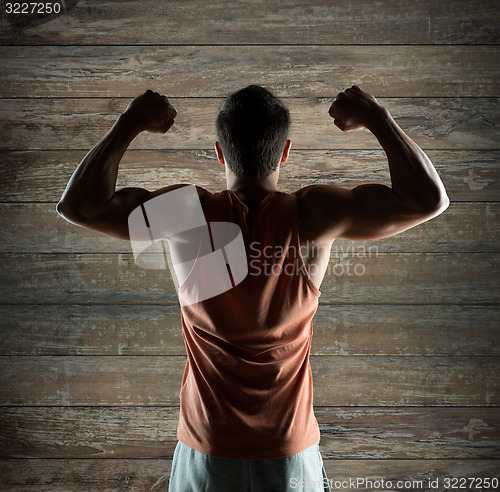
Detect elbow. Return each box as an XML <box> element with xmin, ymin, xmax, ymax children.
<box><xmin>438</xmin><ymin>193</ymin><xmax>450</xmax><ymax>213</ymax></box>
<box><xmin>56</xmin><ymin>199</ymin><xmax>68</xmax><ymax>219</ymax></box>
<box><xmin>420</xmin><ymin>192</ymin><xmax>450</xmax><ymax>218</ymax></box>
<box><xmin>412</xmin><ymin>181</ymin><xmax>450</xmax><ymax>216</ymax></box>
<box><xmin>55</xmin><ymin>199</ymin><xmax>66</xmax><ymax>217</ymax></box>
<box><xmin>56</xmin><ymin>199</ymin><xmax>84</xmax><ymax>224</ymax></box>
<box><xmin>430</xmin><ymin>188</ymin><xmax>450</xmax><ymax>214</ymax></box>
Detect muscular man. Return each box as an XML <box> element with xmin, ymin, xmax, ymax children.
<box><xmin>57</xmin><ymin>85</ymin><xmax>449</xmax><ymax>491</ymax></box>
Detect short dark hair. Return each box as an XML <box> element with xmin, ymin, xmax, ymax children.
<box><xmin>216</xmin><ymin>85</ymin><xmax>290</xmax><ymax>179</ymax></box>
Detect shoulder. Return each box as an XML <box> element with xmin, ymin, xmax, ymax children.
<box><xmin>293</xmin><ymin>184</ymin><xmax>350</xmax><ymax>203</ymax></box>
<box><xmin>292</xmin><ymin>185</ymin><xmax>352</xmax><ymax>242</ymax></box>
<box><xmin>293</xmin><ymin>184</ymin><xmax>353</xmax><ymax>216</ymax></box>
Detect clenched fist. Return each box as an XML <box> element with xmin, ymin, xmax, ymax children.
<box><xmin>122</xmin><ymin>90</ymin><xmax>177</xmax><ymax>134</ymax></box>
<box><xmin>328</xmin><ymin>85</ymin><xmax>386</xmax><ymax>132</ymax></box>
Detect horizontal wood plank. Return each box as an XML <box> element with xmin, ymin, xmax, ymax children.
<box><xmin>324</xmin><ymin>460</ymin><xmax>500</xmax><ymax>491</ymax></box>
<box><xmin>0</xmin><ymin>304</ymin><xmax>186</xmax><ymax>356</ymax></box>
<box><xmin>1</xmin><ymin>0</ymin><xmax>498</xmax><ymax>45</ymax></box>
<box><xmin>0</xmin><ymin>458</ymin><xmax>172</xmax><ymax>492</ymax></box>
<box><xmin>316</xmin><ymin>406</ymin><xmax>500</xmax><ymax>459</ymax></box>
<box><xmin>1</xmin><ymin>150</ymin><xmax>498</xmax><ymax>203</ymax></box>
<box><xmin>0</xmin><ymin>356</ymin><xmax>185</xmax><ymax>406</ymax></box>
<box><xmin>1</xmin><ymin>202</ymin><xmax>498</xmax><ymax>254</ymax></box>
<box><xmin>1</xmin><ymin>459</ymin><xmax>499</xmax><ymax>491</ymax></box>
<box><xmin>312</xmin><ymin>357</ymin><xmax>500</xmax><ymax>407</ymax></box>
<box><xmin>1</xmin><ymin>407</ymin><xmax>498</xmax><ymax>459</ymax></box>
<box><xmin>1</xmin><ymin>304</ymin><xmax>498</xmax><ymax>357</ymax></box>
<box><xmin>0</xmin><ymin>356</ymin><xmax>498</xmax><ymax>406</ymax></box>
<box><xmin>0</xmin><ymin>46</ymin><xmax>498</xmax><ymax>98</ymax></box>
<box><xmin>1</xmin><ymin>98</ymin><xmax>498</xmax><ymax>151</ymax></box>
<box><xmin>0</xmin><ymin>253</ymin><xmax>497</xmax><ymax>304</ymax></box>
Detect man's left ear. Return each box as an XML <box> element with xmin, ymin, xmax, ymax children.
<box><xmin>215</xmin><ymin>141</ymin><xmax>225</xmax><ymax>165</ymax></box>
<box><xmin>281</xmin><ymin>139</ymin><xmax>292</xmax><ymax>164</ymax></box>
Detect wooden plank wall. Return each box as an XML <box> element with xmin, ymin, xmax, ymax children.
<box><xmin>1</xmin><ymin>0</ymin><xmax>499</xmax><ymax>490</ymax></box>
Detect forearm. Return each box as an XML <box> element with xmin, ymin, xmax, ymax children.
<box><xmin>57</xmin><ymin>113</ymin><xmax>140</xmax><ymax>220</ymax></box>
<box><xmin>368</xmin><ymin>108</ymin><xmax>449</xmax><ymax>212</ymax></box>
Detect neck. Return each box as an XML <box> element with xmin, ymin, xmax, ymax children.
<box><xmin>225</xmin><ymin>167</ymin><xmax>279</xmax><ymax>207</ymax></box>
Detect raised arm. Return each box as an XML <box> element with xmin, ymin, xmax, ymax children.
<box><xmin>56</xmin><ymin>90</ymin><xmax>182</xmax><ymax>240</ymax></box>
<box><xmin>297</xmin><ymin>86</ymin><xmax>450</xmax><ymax>242</ymax></box>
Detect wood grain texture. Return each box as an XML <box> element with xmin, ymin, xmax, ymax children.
<box><xmin>311</xmin><ymin>357</ymin><xmax>500</xmax><ymax>407</ymax></box>
<box><xmin>0</xmin><ymin>46</ymin><xmax>498</xmax><ymax>98</ymax></box>
<box><xmin>1</xmin><ymin>150</ymin><xmax>498</xmax><ymax>202</ymax></box>
<box><xmin>1</xmin><ymin>0</ymin><xmax>498</xmax><ymax>45</ymax></box>
<box><xmin>0</xmin><ymin>459</ymin><xmax>172</xmax><ymax>492</ymax></box>
<box><xmin>316</xmin><ymin>406</ymin><xmax>500</xmax><ymax>459</ymax></box>
<box><xmin>323</xmin><ymin>461</ymin><xmax>500</xmax><ymax>492</ymax></box>
<box><xmin>0</xmin><ymin>356</ymin><xmax>186</xmax><ymax>406</ymax></box>
<box><xmin>0</xmin><ymin>459</ymin><xmax>498</xmax><ymax>491</ymax></box>
<box><xmin>1</xmin><ymin>202</ymin><xmax>498</xmax><ymax>253</ymax></box>
<box><xmin>0</xmin><ymin>253</ymin><xmax>497</xmax><ymax>304</ymax></box>
<box><xmin>0</xmin><ymin>356</ymin><xmax>498</xmax><ymax>406</ymax></box>
<box><xmin>1</xmin><ymin>0</ymin><xmax>499</xmax><ymax>483</ymax></box>
<box><xmin>1</xmin><ymin>407</ymin><xmax>499</xmax><ymax>459</ymax></box>
<box><xmin>1</xmin><ymin>98</ymin><xmax>499</xmax><ymax>151</ymax></box>
<box><xmin>0</xmin><ymin>304</ymin><xmax>498</xmax><ymax>357</ymax></box>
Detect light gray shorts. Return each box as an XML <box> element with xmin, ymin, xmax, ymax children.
<box><xmin>168</xmin><ymin>440</ymin><xmax>331</xmax><ymax>492</ymax></box>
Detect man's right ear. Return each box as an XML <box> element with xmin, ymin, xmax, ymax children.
<box><xmin>281</xmin><ymin>139</ymin><xmax>292</xmax><ymax>164</ymax></box>
<box><xmin>215</xmin><ymin>141</ymin><xmax>225</xmax><ymax>165</ymax></box>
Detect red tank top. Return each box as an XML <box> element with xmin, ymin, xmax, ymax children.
<box><xmin>177</xmin><ymin>189</ymin><xmax>321</xmax><ymax>459</ymax></box>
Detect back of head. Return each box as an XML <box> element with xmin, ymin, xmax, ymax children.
<box><xmin>216</xmin><ymin>85</ymin><xmax>290</xmax><ymax>179</ymax></box>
